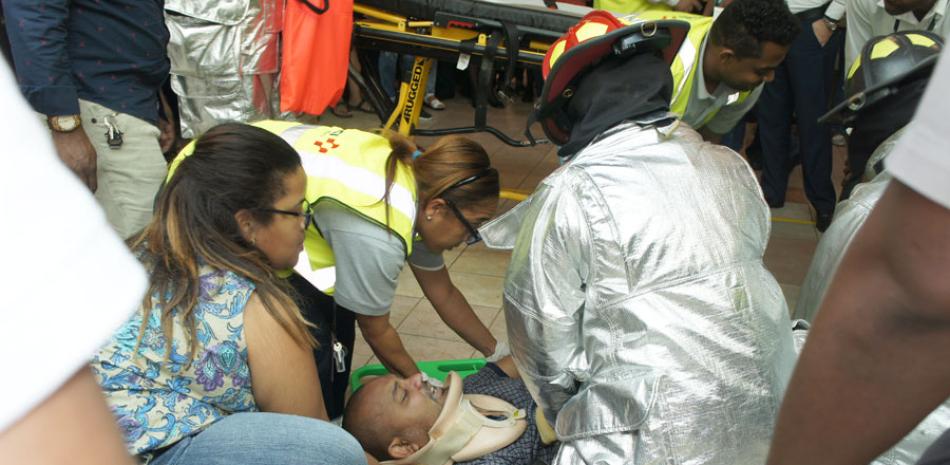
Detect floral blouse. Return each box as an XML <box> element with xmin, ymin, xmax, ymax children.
<box><xmin>92</xmin><ymin>265</ymin><xmax>258</xmax><ymax>454</ymax></box>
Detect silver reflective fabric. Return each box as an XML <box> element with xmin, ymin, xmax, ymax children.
<box><xmin>792</xmin><ymin>126</ymin><xmax>950</xmax><ymax>464</ymax></box>
<box><xmin>165</xmin><ymin>0</ymin><xmax>283</xmax><ymax>138</ymax></box>
<box><xmin>482</xmin><ymin>122</ymin><xmax>797</xmax><ymax>465</ymax></box>
<box><xmin>794</xmin><ymin>128</ymin><xmax>905</xmax><ymax>322</ymax></box>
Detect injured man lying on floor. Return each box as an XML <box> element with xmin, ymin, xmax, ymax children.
<box><xmin>342</xmin><ymin>356</ymin><xmax>559</xmax><ymax>465</ymax></box>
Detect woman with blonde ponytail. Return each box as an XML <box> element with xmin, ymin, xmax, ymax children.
<box><xmin>167</xmin><ymin>120</ymin><xmax>504</xmax><ymax>419</ymax></box>
<box><xmin>90</xmin><ymin>124</ymin><xmax>366</xmax><ymax>465</ymax></box>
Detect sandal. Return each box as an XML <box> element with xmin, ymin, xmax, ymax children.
<box><xmin>330</xmin><ymin>101</ymin><xmax>353</xmax><ymax>118</ymax></box>
<box><xmin>348</xmin><ymin>99</ymin><xmax>375</xmax><ymax>114</ymax></box>
<box><xmin>424</xmin><ymin>94</ymin><xmax>446</xmax><ymax>110</ymax></box>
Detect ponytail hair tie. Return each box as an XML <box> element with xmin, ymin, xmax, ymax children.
<box><xmin>411</xmin><ymin>149</ymin><xmax>423</xmax><ymax>160</ymax></box>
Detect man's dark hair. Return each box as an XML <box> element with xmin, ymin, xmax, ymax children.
<box><xmin>709</xmin><ymin>0</ymin><xmax>800</xmax><ymax>58</ymax></box>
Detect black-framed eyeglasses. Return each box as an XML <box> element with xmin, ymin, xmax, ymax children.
<box><xmin>445</xmin><ymin>199</ymin><xmax>482</xmax><ymax>245</ymax></box>
<box><xmin>256</xmin><ymin>199</ymin><xmax>314</xmax><ymax>229</ymax></box>
<box><xmin>440</xmin><ymin>169</ymin><xmax>496</xmax><ymax>245</ymax></box>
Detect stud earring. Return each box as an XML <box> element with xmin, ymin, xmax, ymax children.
<box><xmin>426</xmin><ymin>215</ymin><xmax>432</xmax><ymax>221</ymax></box>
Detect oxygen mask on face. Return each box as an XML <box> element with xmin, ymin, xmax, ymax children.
<box><xmin>421</xmin><ymin>372</ymin><xmax>448</xmax><ymax>403</ymax></box>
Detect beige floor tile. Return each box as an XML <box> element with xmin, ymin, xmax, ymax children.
<box><xmin>446</xmin><ymin>271</ymin><xmax>506</xmax><ymax>308</ymax></box>
<box><xmin>770</xmin><ymin>219</ymin><xmax>818</xmax><ymax>242</ymax></box>
<box><xmin>353</xmin><ymin>295</ymin><xmax>422</xmax><ymax>358</ymax></box>
<box><xmin>400</xmin><ymin>334</ymin><xmax>479</xmax><ymax>362</ymax></box>
<box><xmin>352</xmin><ymin>296</ymin><xmax>421</xmax><ymax>359</ymax></box>
<box><xmin>398</xmin><ymin>299</ymin><xmax>500</xmax><ymax>343</ymax></box>
<box><xmin>764</xmin><ymin>235</ymin><xmax>818</xmax><ymax>286</ymax></box>
<box><xmin>787</xmin><ymin>165</ymin><xmax>804</xmax><ymax>189</ymax></box>
<box><xmin>441</xmin><ymin>247</ymin><xmax>464</xmax><ymax>268</ymax></box>
<box><xmin>390</xmin><ymin>295</ymin><xmax>422</xmax><ymax>328</ymax></box>
<box><xmin>352</xmin><ymin>354</ymin><xmax>373</xmax><ymax>369</ymax></box>
<box><xmin>489</xmin><ymin>310</ymin><xmax>508</xmax><ymax>344</ymax></box>
<box><xmin>395</xmin><ymin>266</ymin><xmax>425</xmax><ymax>298</ymax></box>
<box><xmin>450</xmin><ymin>247</ymin><xmax>512</xmax><ymax>277</ymax></box>
<box><xmin>770</xmin><ymin>202</ymin><xmax>814</xmax><ymax>222</ymax></box>
<box><xmin>353</xmin><ymin>331</ymin><xmax>373</xmax><ymax>359</ymax></box>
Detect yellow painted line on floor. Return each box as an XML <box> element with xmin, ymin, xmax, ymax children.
<box><xmin>500</xmin><ymin>189</ymin><xmax>530</xmax><ymax>202</ymax></box>
<box><xmin>772</xmin><ymin>216</ymin><xmax>815</xmax><ymax>225</ymax></box>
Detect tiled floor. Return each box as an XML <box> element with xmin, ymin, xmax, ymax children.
<box><xmin>318</xmin><ymin>95</ymin><xmax>845</xmax><ymax>372</ymax></box>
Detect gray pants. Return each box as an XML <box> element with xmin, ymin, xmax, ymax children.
<box><xmin>78</xmin><ymin>99</ymin><xmax>168</xmax><ymax>239</ymax></box>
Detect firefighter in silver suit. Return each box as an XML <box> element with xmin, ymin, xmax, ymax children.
<box><xmin>480</xmin><ymin>11</ymin><xmax>797</xmax><ymax>465</ymax></box>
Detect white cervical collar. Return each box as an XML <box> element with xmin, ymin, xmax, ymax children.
<box><xmin>380</xmin><ymin>371</ymin><xmax>528</xmax><ymax>465</ymax></box>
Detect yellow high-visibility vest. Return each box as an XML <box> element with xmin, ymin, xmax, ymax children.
<box><xmin>170</xmin><ymin>120</ymin><xmax>418</xmax><ymax>294</ymax></box>
<box><xmin>593</xmin><ymin>0</ymin><xmax>672</xmax><ymax>15</ymax></box>
<box><xmin>637</xmin><ymin>11</ymin><xmax>752</xmax><ymax>128</ymax></box>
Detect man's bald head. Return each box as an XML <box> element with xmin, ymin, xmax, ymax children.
<box><xmin>342</xmin><ymin>379</ymin><xmax>394</xmax><ymax>459</ymax></box>
<box><xmin>342</xmin><ymin>374</ymin><xmax>446</xmax><ymax>460</ymax></box>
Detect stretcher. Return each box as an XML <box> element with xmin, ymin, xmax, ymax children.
<box><xmin>350</xmin><ymin>357</ymin><xmax>487</xmax><ymax>391</ymax></box>
<box><xmin>349</xmin><ymin>0</ymin><xmax>591</xmax><ymax>148</ymax></box>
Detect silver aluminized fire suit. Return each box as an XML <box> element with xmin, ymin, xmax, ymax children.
<box><xmin>794</xmin><ymin>127</ymin><xmax>950</xmax><ymax>465</ymax></box>
<box><xmin>165</xmin><ymin>0</ymin><xmax>283</xmax><ymax>138</ymax></box>
<box><xmin>481</xmin><ymin>121</ymin><xmax>797</xmax><ymax>465</ymax></box>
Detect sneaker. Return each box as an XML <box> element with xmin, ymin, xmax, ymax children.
<box><xmin>424</xmin><ymin>94</ymin><xmax>446</xmax><ymax>110</ymax></box>
<box><xmin>418</xmin><ymin>109</ymin><xmax>432</xmax><ymax>121</ymax></box>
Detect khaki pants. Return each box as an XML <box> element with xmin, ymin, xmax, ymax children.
<box><xmin>78</xmin><ymin>99</ymin><xmax>168</xmax><ymax>239</ymax></box>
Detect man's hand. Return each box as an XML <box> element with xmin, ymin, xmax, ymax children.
<box><xmin>674</xmin><ymin>0</ymin><xmax>703</xmax><ymax>12</ymax></box>
<box><xmin>51</xmin><ymin>129</ymin><xmax>97</xmax><ymax>191</ymax></box>
<box><xmin>158</xmin><ymin>117</ymin><xmax>176</xmax><ymax>155</ymax></box>
<box><xmin>812</xmin><ymin>18</ymin><xmax>834</xmax><ymax>47</ymax></box>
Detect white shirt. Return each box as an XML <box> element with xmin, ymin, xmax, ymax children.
<box><xmin>886</xmin><ymin>46</ymin><xmax>950</xmax><ymax>210</ymax></box>
<box><xmin>846</xmin><ymin>0</ymin><xmax>950</xmax><ymax>70</ymax></box>
<box><xmin>786</xmin><ymin>0</ymin><xmax>845</xmax><ymax>19</ymax></box>
<box><xmin>0</xmin><ymin>63</ymin><xmax>147</xmax><ymax>432</ymax></box>
<box><xmin>682</xmin><ymin>37</ymin><xmax>764</xmax><ymax>134</ymax></box>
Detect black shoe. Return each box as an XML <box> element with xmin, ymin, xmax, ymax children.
<box><xmin>745</xmin><ymin>140</ymin><xmax>763</xmax><ymax>171</ymax></box>
<box><xmin>816</xmin><ymin>212</ymin><xmax>833</xmax><ymax>232</ymax></box>
<box><xmin>764</xmin><ymin>196</ymin><xmax>785</xmax><ymax>209</ymax></box>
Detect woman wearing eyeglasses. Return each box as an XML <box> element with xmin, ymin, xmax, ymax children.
<box><xmin>91</xmin><ymin>124</ymin><xmax>367</xmax><ymax>465</ymax></box>
<box><xmin>167</xmin><ymin>120</ymin><xmax>504</xmax><ymax>418</ymax></box>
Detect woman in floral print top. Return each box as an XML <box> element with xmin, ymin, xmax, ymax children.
<box><xmin>90</xmin><ymin>123</ymin><xmax>366</xmax><ymax>465</ymax></box>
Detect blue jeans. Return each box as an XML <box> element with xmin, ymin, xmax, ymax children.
<box><xmin>149</xmin><ymin>413</ymin><xmax>366</xmax><ymax>465</ymax></box>
<box><xmin>378</xmin><ymin>52</ymin><xmax>437</xmax><ymax>100</ymax></box>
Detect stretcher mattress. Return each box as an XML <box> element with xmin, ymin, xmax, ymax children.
<box><xmin>359</xmin><ymin>0</ymin><xmax>586</xmax><ymax>34</ymax></box>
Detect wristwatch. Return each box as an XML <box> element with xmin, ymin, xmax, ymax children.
<box><xmin>822</xmin><ymin>16</ymin><xmax>838</xmax><ymax>32</ymax></box>
<box><xmin>47</xmin><ymin>114</ymin><xmax>82</xmax><ymax>132</ymax></box>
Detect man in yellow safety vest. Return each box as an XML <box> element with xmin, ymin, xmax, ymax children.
<box><xmin>638</xmin><ymin>0</ymin><xmax>800</xmax><ymax>143</ymax></box>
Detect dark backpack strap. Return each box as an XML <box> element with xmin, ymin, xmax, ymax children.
<box><xmin>298</xmin><ymin>0</ymin><xmax>330</xmax><ymax>15</ymax></box>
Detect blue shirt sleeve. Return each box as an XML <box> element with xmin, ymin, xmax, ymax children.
<box><xmin>2</xmin><ymin>0</ymin><xmax>80</xmax><ymax>116</ymax></box>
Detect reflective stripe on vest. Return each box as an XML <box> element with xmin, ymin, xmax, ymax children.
<box><xmin>593</xmin><ymin>0</ymin><xmax>672</xmax><ymax>16</ymax></box>
<box><xmin>636</xmin><ymin>11</ymin><xmax>751</xmax><ymax>128</ymax></box>
<box><xmin>254</xmin><ymin>121</ymin><xmax>418</xmax><ymax>294</ymax></box>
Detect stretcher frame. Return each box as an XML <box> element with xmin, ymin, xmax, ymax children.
<box><xmin>348</xmin><ymin>1</ymin><xmax>577</xmax><ymax>147</ymax></box>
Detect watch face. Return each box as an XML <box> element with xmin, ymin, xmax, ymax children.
<box><xmin>51</xmin><ymin>115</ymin><xmax>80</xmax><ymax>132</ymax></box>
